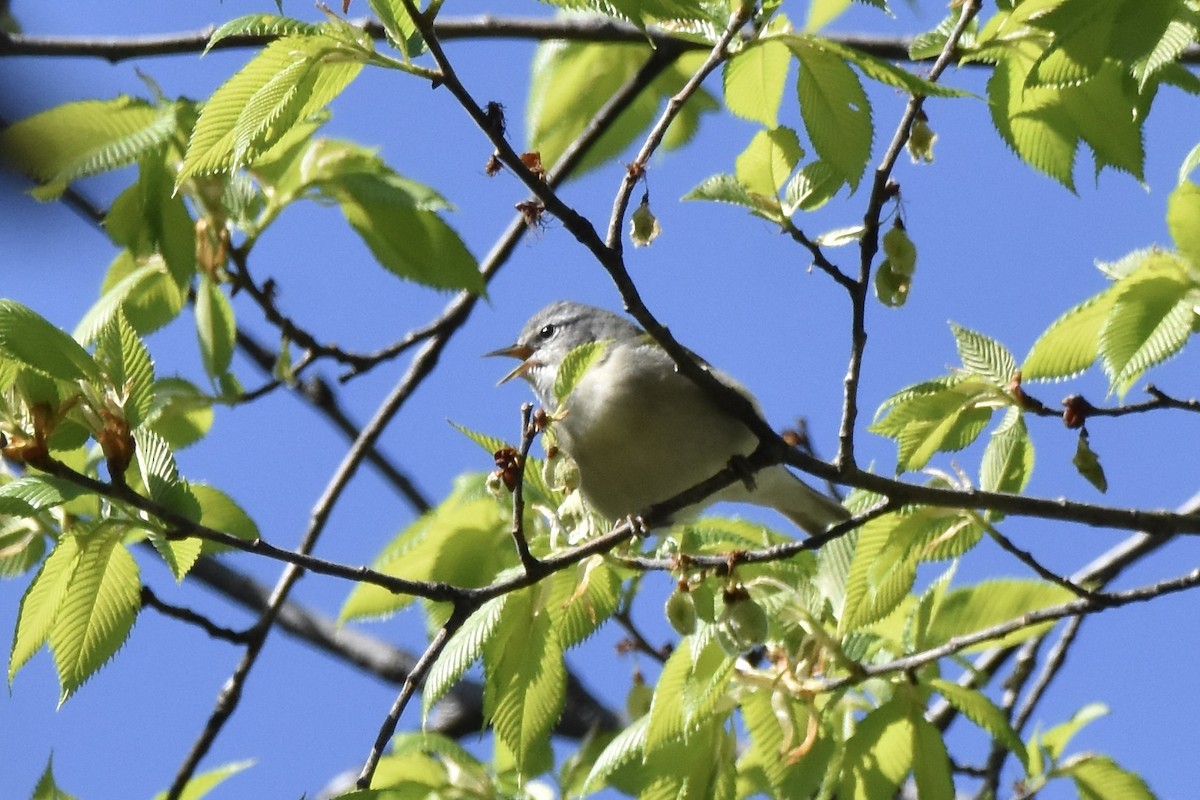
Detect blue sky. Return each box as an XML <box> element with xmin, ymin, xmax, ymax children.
<box><xmin>3</xmin><ymin>2</ymin><xmax>1200</xmax><ymax>798</ymax></box>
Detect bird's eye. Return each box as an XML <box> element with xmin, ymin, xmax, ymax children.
<box><xmin>537</xmin><ymin>324</ymin><xmax>556</xmax><ymax>340</ymax></box>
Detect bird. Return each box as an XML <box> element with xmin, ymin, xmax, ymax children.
<box><xmin>488</xmin><ymin>300</ymin><xmax>847</xmax><ymax>534</ymax></box>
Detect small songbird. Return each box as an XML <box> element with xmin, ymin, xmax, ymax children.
<box><xmin>489</xmin><ymin>301</ymin><xmax>847</xmax><ymax>533</ymax></box>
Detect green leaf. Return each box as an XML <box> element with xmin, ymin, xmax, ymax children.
<box><xmin>1039</xmin><ymin>702</ymin><xmax>1109</xmax><ymax>760</ymax></box>
<box><xmin>152</xmin><ymin>759</ymin><xmax>256</xmax><ymax>800</ymax></box>
<box><xmin>1067</xmin><ymin>754</ymin><xmax>1156</xmax><ymax>800</ymax></box>
<box><xmin>0</xmin><ymin>300</ymin><xmax>100</xmax><ymax>383</ymax></box>
<box><xmin>553</xmin><ymin>339</ymin><xmax>610</xmax><ymax>405</ymax></box>
<box><xmin>950</xmin><ymin>322</ymin><xmax>1018</xmax><ymax>386</ymax></box>
<box><xmin>324</xmin><ymin>172</ymin><xmax>483</xmax><ymax>294</ymax></box>
<box><xmin>31</xmin><ymin>755</ymin><xmax>79</xmax><ymax>800</ymax></box>
<box><xmin>0</xmin><ymin>97</ymin><xmax>176</xmax><ymax>198</ymax></box>
<box><xmin>368</xmin><ymin>0</ymin><xmax>426</xmax><ymax>58</ymax></box>
<box><xmin>195</xmin><ymin>275</ymin><xmax>237</xmax><ymax>382</ymax></box>
<box><xmin>869</xmin><ymin>381</ymin><xmax>996</xmax><ymax>473</ymax></box>
<box><xmin>738</xmin><ymin>688</ymin><xmax>834</xmax><ymax>797</ymax></box>
<box><xmin>931</xmin><ymin>678</ymin><xmax>1029</xmax><ymax>770</ymax></box>
<box><xmin>546</xmin><ymin>555</ymin><xmax>621</xmax><ymax>649</ymax></box>
<box><xmin>106</xmin><ymin>149</ymin><xmax>198</xmax><ymax>290</ymax></box>
<box><xmin>145</xmin><ymin>377</ymin><xmax>214</xmax><ymax>449</ymax></box>
<box><xmin>840</xmin><ymin>511</ymin><xmax>921</xmax><ymax>632</ymax></box>
<box><xmin>528</xmin><ymin>43</ymin><xmax>716</xmax><ymax>175</ymax></box>
<box><xmin>583</xmin><ymin>715</ymin><xmax>651</xmax><ymax>795</ymax></box>
<box><xmin>735</xmin><ymin>126</ymin><xmax>804</xmax><ymax>199</ymax></box>
<box><xmin>134</xmin><ymin>428</ymin><xmax>201</xmax><ymax>520</ymax></box>
<box><xmin>180</xmin><ymin>34</ymin><xmax>365</xmax><ymax>182</ymax></box>
<box><xmin>1167</xmin><ymin>180</ymin><xmax>1200</xmax><ymax>266</ymax></box>
<box><xmin>840</xmin><ymin>697</ymin><xmax>913</xmax><ymax>800</ymax></box>
<box><xmin>10</xmin><ymin>532</ymin><xmax>81</xmax><ymax>685</ymax></box>
<box><xmin>910</xmin><ymin>711</ymin><xmax>954</xmax><ymax>800</ymax></box>
<box><xmin>422</xmin><ymin>594</ymin><xmax>508</xmax><ymax>722</ymax></box>
<box><xmin>1022</xmin><ymin>288</ymin><xmax>1119</xmax><ymax>380</ymax></box>
<box><xmin>48</xmin><ymin>527</ymin><xmax>141</xmax><ymax>703</ymax></box>
<box><xmin>987</xmin><ymin>52</ymin><xmax>1077</xmax><ymax>190</ymax></box>
<box><xmin>204</xmin><ymin>14</ymin><xmax>322</xmax><ymax>54</ymax></box>
<box><xmin>782</xmin><ymin>158</ymin><xmax>846</xmax><ymax>213</ymax></box>
<box><xmin>723</xmin><ymin>39</ymin><xmax>791</xmax><ymax>126</ymax></box>
<box><xmin>95</xmin><ymin>309</ymin><xmax>156</xmax><ymax>429</ymax></box>
<box><xmin>980</xmin><ymin>414</ymin><xmax>1034</xmax><ymax>497</ymax></box>
<box><xmin>0</xmin><ymin>475</ymin><xmax>86</xmax><ymax>517</ymax></box>
<box><xmin>340</xmin><ymin>493</ymin><xmax>511</xmax><ymax>622</ymax></box>
<box><xmin>788</xmin><ymin>37</ymin><xmax>873</xmax><ymax>189</ymax></box>
<box><xmin>1099</xmin><ymin>273</ymin><xmax>1194</xmax><ymax>396</ymax></box>
<box><xmin>79</xmin><ymin>254</ymin><xmax>187</xmax><ymax>342</ymax></box>
<box><xmin>796</xmin><ymin>34</ymin><xmax>972</xmax><ymax>99</ymax></box>
<box><xmin>482</xmin><ymin>586</ymin><xmax>566</xmax><ymax>775</ymax></box>
<box><xmin>924</xmin><ymin>578</ymin><xmax>1076</xmax><ymax>652</ymax></box>
<box><xmin>1073</xmin><ymin>430</ymin><xmax>1108</xmax><ymax>493</ymax></box>
<box><xmin>683</xmin><ymin>173</ymin><xmax>765</xmax><ymax>211</ymax></box>
<box><xmin>645</xmin><ymin>633</ymin><xmax>733</xmax><ymax>751</ymax></box>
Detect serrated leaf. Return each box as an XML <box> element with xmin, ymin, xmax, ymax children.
<box><xmin>981</xmin><ymin>415</ymin><xmax>1034</xmax><ymax>497</ymax></box>
<box><xmin>950</xmin><ymin>322</ymin><xmax>1017</xmax><ymax>386</ymax></box>
<box><xmin>1073</xmin><ymin>431</ymin><xmax>1108</xmax><ymax>493</ymax></box>
<box><xmin>1168</xmin><ymin>180</ymin><xmax>1200</xmax><ymax>266</ymax></box>
<box><xmin>723</xmin><ymin>39</ymin><xmax>791</xmax><ymax>126</ymax></box>
<box><xmin>32</xmin><ymin>755</ymin><xmax>79</xmax><ymax>800</ymax></box>
<box><xmin>1099</xmin><ymin>273</ymin><xmax>1194</xmax><ymax>396</ymax></box>
<box><xmin>840</xmin><ymin>698</ymin><xmax>913</xmax><ymax>800</ymax></box>
<box><xmin>1039</xmin><ymin>702</ymin><xmax>1109</xmax><ymax>760</ymax></box>
<box><xmin>145</xmin><ymin>377</ymin><xmax>214</xmax><ymax>449</ymax></box>
<box><xmin>180</xmin><ymin>34</ymin><xmax>364</xmax><ymax>182</ymax></box>
<box><xmin>152</xmin><ymin>759</ymin><xmax>256</xmax><ymax>800</ymax></box>
<box><xmin>554</xmin><ymin>339</ymin><xmax>610</xmax><ymax>405</ymax></box>
<box><xmin>0</xmin><ymin>475</ymin><xmax>86</xmax><ymax>517</ymax></box>
<box><xmin>0</xmin><ymin>97</ymin><xmax>175</xmax><ymax>198</ymax></box>
<box><xmin>95</xmin><ymin>309</ymin><xmax>155</xmax><ymax>429</ymax></box>
<box><xmin>368</xmin><ymin>0</ymin><xmax>426</xmax><ymax>58</ymax></box>
<box><xmin>10</xmin><ymin>532</ymin><xmax>82</xmax><ymax>685</ymax></box>
<box><xmin>195</xmin><ymin>275</ymin><xmax>236</xmax><ymax>381</ymax></box>
<box><xmin>340</xmin><ymin>494</ymin><xmax>511</xmax><ymax>622</ymax></box>
<box><xmin>324</xmin><ymin>172</ymin><xmax>483</xmax><ymax>293</ymax></box>
<box><xmin>925</xmin><ymin>578</ymin><xmax>1076</xmax><ymax>652</ymax></box>
<box><xmin>583</xmin><ymin>714</ymin><xmax>650</xmax><ymax>794</ymax></box>
<box><xmin>1022</xmin><ymin>288</ymin><xmax>1118</xmax><ymax>381</ymax></box>
<box><xmin>447</xmin><ymin>420</ymin><xmax>510</xmax><ymax>457</ymax></box>
<box><xmin>782</xmin><ymin>159</ymin><xmax>845</xmax><ymax>213</ymax></box>
<box><xmin>49</xmin><ymin>528</ymin><xmax>141</xmax><ymax>704</ymax></box>
<box><xmin>0</xmin><ymin>300</ymin><xmax>100</xmax><ymax>383</ymax></box>
<box><xmin>683</xmin><ymin>172</ymin><xmax>764</xmax><ymax>211</ymax></box>
<box><xmin>528</xmin><ymin>43</ymin><xmax>716</xmax><ymax>175</ymax></box>
<box><xmin>482</xmin><ymin>586</ymin><xmax>566</xmax><ymax>774</ymax></box>
<box><xmin>988</xmin><ymin>55</ymin><xmax>1078</xmax><ymax>190</ymax></box>
<box><xmin>645</xmin><ymin>633</ymin><xmax>733</xmax><ymax>752</ymax></box>
<box><xmin>546</xmin><ymin>555</ymin><xmax>621</xmax><ymax>649</ymax></box>
<box><xmin>204</xmin><ymin>14</ymin><xmax>322</xmax><ymax>55</ymax></box>
<box><xmin>134</xmin><ymin>428</ymin><xmax>201</xmax><ymax>521</ymax></box>
<box><xmin>869</xmin><ymin>381</ymin><xmax>996</xmax><ymax>473</ymax></box>
<box><xmin>796</xmin><ymin>34</ymin><xmax>972</xmax><ymax>99</ymax></box>
<box><xmin>910</xmin><ymin>711</ymin><xmax>954</xmax><ymax>800</ymax></box>
<box><xmin>422</xmin><ymin>594</ymin><xmax>508</xmax><ymax>722</ymax></box>
<box><xmin>839</xmin><ymin>511</ymin><xmax>926</xmax><ymax>632</ymax></box>
<box><xmin>1068</xmin><ymin>754</ymin><xmax>1156</xmax><ymax>800</ymax></box>
<box><xmin>931</xmin><ymin>678</ymin><xmax>1029</xmax><ymax>770</ymax></box>
<box><xmin>735</xmin><ymin>126</ymin><xmax>803</xmax><ymax>200</ymax></box>
<box><xmin>789</xmin><ymin>38</ymin><xmax>873</xmax><ymax>189</ymax></box>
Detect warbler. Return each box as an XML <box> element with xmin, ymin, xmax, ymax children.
<box><xmin>489</xmin><ymin>301</ymin><xmax>847</xmax><ymax>533</ymax></box>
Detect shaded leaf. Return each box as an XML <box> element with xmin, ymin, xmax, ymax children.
<box><xmin>1073</xmin><ymin>430</ymin><xmax>1108</xmax><ymax>493</ymax></box>
<box><xmin>0</xmin><ymin>300</ymin><xmax>101</xmax><ymax>383</ymax></box>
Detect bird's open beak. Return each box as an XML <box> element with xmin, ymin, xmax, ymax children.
<box><xmin>484</xmin><ymin>343</ymin><xmax>536</xmax><ymax>385</ymax></box>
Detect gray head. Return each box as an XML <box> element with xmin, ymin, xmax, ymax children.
<box><xmin>488</xmin><ymin>300</ymin><xmax>640</xmax><ymax>402</ymax></box>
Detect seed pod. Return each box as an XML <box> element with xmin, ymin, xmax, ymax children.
<box><xmin>719</xmin><ymin>591</ymin><xmax>769</xmax><ymax>650</ymax></box>
<box><xmin>665</xmin><ymin>586</ymin><xmax>697</xmax><ymax>636</ymax></box>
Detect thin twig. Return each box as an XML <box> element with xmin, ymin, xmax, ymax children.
<box><xmin>508</xmin><ymin>403</ymin><xmax>541</xmax><ymax>573</ymax></box>
<box><xmin>838</xmin><ymin>1</ymin><xmax>983</xmax><ymax>471</ymax></box>
<box><xmin>983</xmin><ymin>518</ymin><xmax>1097</xmax><ymax>599</ymax></box>
<box><xmin>356</xmin><ymin>603</ymin><xmax>471</xmax><ymax>788</ymax></box>
<box><xmin>140</xmin><ymin>585</ymin><xmax>250</xmax><ymax>643</ymax></box>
